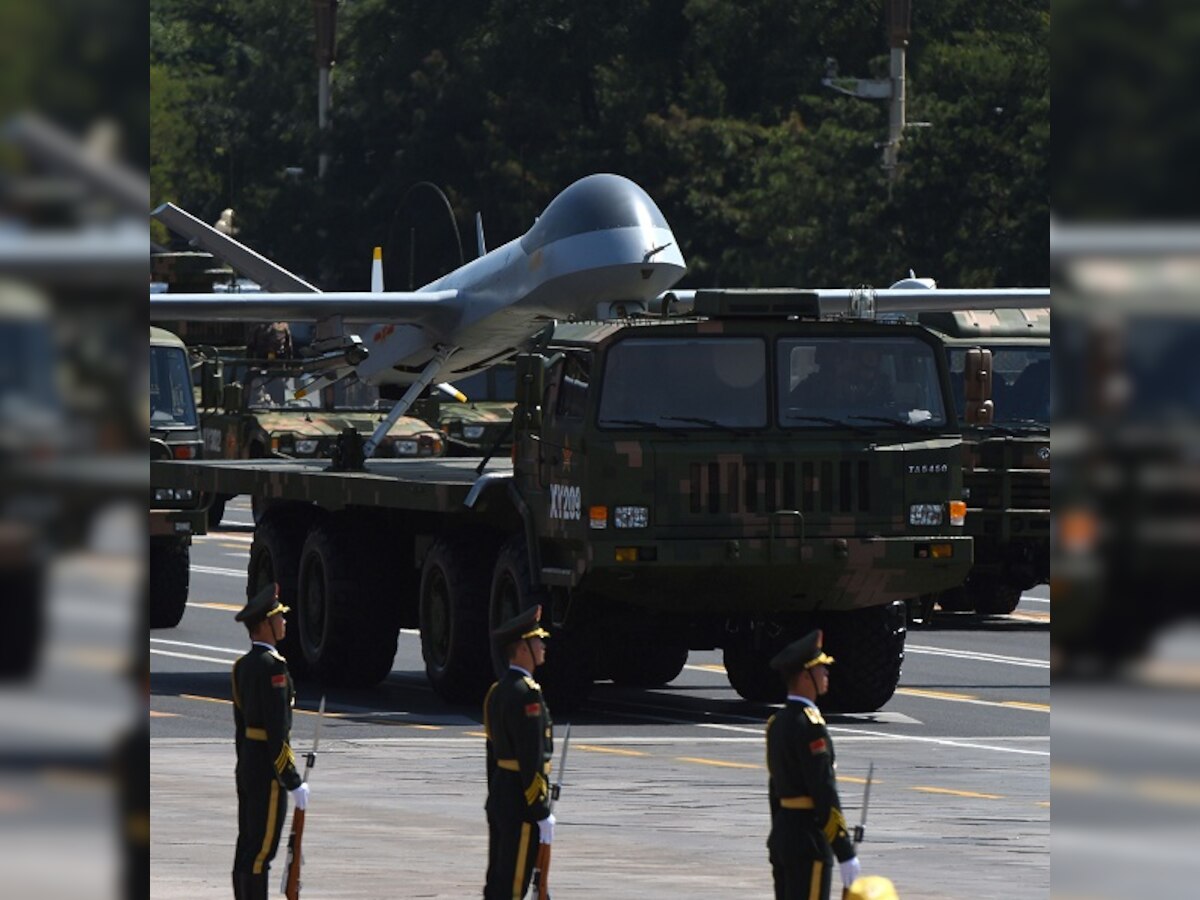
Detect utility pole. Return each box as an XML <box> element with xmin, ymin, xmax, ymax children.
<box><xmin>821</xmin><ymin>0</ymin><xmax>913</xmax><ymax>192</ymax></box>
<box><xmin>313</xmin><ymin>0</ymin><xmax>340</xmax><ymax>179</ymax></box>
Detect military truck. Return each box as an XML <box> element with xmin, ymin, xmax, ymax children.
<box><xmin>151</xmin><ymin>291</ymin><xmax>974</xmax><ymax>712</ymax></box>
<box><xmin>425</xmin><ymin>361</ymin><xmax>517</xmax><ymax>456</ymax></box>
<box><xmin>149</xmin><ymin>327</ymin><xmax>207</xmax><ymax>628</ymax></box>
<box><xmin>193</xmin><ymin>349</ymin><xmax>446</xmax><ymax>526</ymax></box>
<box><xmin>917</xmin><ymin>308</ymin><xmax>1050</xmax><ymax>616</ymax></box>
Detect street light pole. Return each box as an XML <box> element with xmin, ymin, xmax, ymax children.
<box><xmin>312</xmin><ymin>0</ymin><xmax>340</xmax><ymax>179</ymax></box>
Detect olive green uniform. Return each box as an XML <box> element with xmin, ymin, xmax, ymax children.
<box><xmin>231</xmin><ymin>642</ymin><xmax>302</xmax><ymax>897</ymax></box>
<box><xmin>766</xmin><ymin>698</ymin><xmax>855</xmax><ymax>900</ymax></box>
<box><xmin>483</xmin><ymin>667</ymin><xmax>554</xmax><ymax>900</ymax></box>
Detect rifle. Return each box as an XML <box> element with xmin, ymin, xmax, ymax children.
<box><xmin>529</xmin><ymin>722</ymin><xmax>571</xmax><ymax>900</ymax></box>
<box><xmin>282</xmin><ymin>695</ymin><xmax>326</xmax><ymax>900</ymax></box>
<box><xmin>842</xmin><ymin>761</ymin><xmax>873</xmax><ymax>900</ymax></box>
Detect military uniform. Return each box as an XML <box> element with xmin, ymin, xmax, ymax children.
<box><xmin>231</xmin><ymin>585</ymin><xmax>302</xmax><ymax>900</ymax></box>
<box><xmin>765</xmin><ymin>631</ymin><xmax>857</xmax><ymax>900</ymax></box>
<box><xmin>483</xmin><ymin>607</ymin><xmax>554</xmax><ymax>900</ymax></box>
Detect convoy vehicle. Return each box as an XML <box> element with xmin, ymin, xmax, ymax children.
<box><xmin>193</xmin><ymin>350</ymin><xmax>444</xmax><ymax>526</ymax></box>
<box><xmin>149</xmin><ymin>326</ymin><xmax>206</xmax><ymax>628</ymax></box>
<box><xmin>917</xmin><ymin>307</ymin><xmax>1050</xmax><ymax>615</ymax></box>
<box><xmin>151</xmin><ymin>291</ymin><xmax>974</xmax><ymax>712</ymax></box>
<box><xmin>425</xmin><ymin>361</ymin><xmax>517</xmax><ymax>456</ymax></box>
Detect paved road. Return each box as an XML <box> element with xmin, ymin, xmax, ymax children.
<box><xmin>151</xmin><ymin>498</ymin><xmax>1049</xmax><ymax>898</ymax></box>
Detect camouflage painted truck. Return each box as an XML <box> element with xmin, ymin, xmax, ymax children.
<box><xmin>419</xmin><ymin>361</ymin><xmax>517</xmax><ymax>456</ymax></box>
<box><xmin>149</xmin><ymin>327</ymin><xmax>207</xmax><ymax>628</ymax></box>
<box><xmin>192</xmin><ymin>349</ymin><xmax>445</xmax><ymax>526</ymax></box>
<box><xmin>150</xmin><ymin>291</ymin><xmax>973</xmax><ymax>712</ymax></box>
<box><xmin>917</xmin><ymin>307</ymin><xmax>1050</xmax><ymax>616</ymax></box>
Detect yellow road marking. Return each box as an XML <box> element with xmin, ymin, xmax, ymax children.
<box><xmin>181</xmin><ymin>693</ymin><xmax>231</xmax><ymax>705</ymax></box>
<box><xmin>676</xmin><ymin>756</ymin><xmax>762</xmax><ymax>770</ymax></box>
<box><xmin>1035</xmin><ymin>801</ymin><xmax>1051</xmax><ymax>808</ymax></box>
<box><xmin>150</xmin><ymin>710</ymin><xmax>178</xmax><ymax>718</ymax></box>
<box><xmin>1000</xmin><ymin>701</ymin><xmax>1052</xmax><ymax>712</ymax></box>
<box><xmin>576</xmin><ymin>744</ymin><xmax>648</xmax><ymax>757</ymax></box>
<box><xmin>837</xmin><ymin>775</ymin><xmax>875</xmax><ymax>785</ymax></box>
<box><xmin>912</xmin><ymin>786</ymin><xmax>1003</xmax><ymax>800</ymax></box>
<box><xmin>897</xmin><ymin>688</ymin><xmax>978</xmax><ymax>702</ymax></box>
<box><xmin>464</xmin><ymin>730</ymin><xmax>487</xmax><ymax>738</ymax></box>
<box><xmin>689</xmin><ymin>663</ymin><xmax>727</xmax><ymax>673</ymax></box>
<box><xmin>190</xmin><ymin>601</ymin><xmax>244</xmax><ymax>612</ymax></box>
<box><xmin>1010</xmin><ymin>611</ymin><xmax>1050</xmax><ymax>622</ymax></box>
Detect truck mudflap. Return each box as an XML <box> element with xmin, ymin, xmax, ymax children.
<box><xmin>570</xmin><ymin>534</ymin><xmax>972</xmax><ymax>614</ymax></box>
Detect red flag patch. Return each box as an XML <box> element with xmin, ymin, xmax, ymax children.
<box><xmin>271</xmin><ymin>674</ymin><xmax>287</xmax><ymax>688</ymax></box>
<box><xmin>524</xmin><ymin>702</ymin><xmax>541</xmax><ymax>717</ymax></box>
<box><xmin>809</xmin><ymin>738</ymin><xmax>828</xmax><ymax>755</ymax></box>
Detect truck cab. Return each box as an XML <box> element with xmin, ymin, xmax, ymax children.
<box><xmin>919</xmin><ymin>308</ymin><xmax>1050</xmax><ymax>614</ymax></box>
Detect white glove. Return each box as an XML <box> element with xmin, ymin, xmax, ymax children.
<box><xmin>840</xmin><ymin>856</ymin><xmax>861</xmax><ymax>887</ymax></box>
<box><xmin>537</xmin><ymin>813</ymin><xmax>555</xmax><ymax>844</ymax></box>
<box><xmin>289</xmin><ymin>782</ymin><xmax>309</xmax><ymax>811</ymax></box>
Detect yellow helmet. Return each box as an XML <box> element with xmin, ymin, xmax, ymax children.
<box><xmin>847</xmin><ymin>875</ymin><xmax>898</xmax><ymax>900</ymax></box>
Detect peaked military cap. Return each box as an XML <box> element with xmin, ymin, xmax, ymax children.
<box><xmin>492</xmin><ymin>604</ymin><xmax>551</xmax><ymax>648</ymax></box>
<box><xmin>769</xmin><ymin>629</ymin><xmax>835</xmax><ymax>674</ymax></box>
<box><xmin>235</xmin><ymin>582</ymin><xmax>289</xmax><ymax>624</ymax></box>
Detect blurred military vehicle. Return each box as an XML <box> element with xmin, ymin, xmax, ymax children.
<box><xmin>917</xmin><ymin>307</ymin><xmax>1050</xmax><ymax>617</ymax></box>
<box><xmin>153</xmin><ymin>289</ymin><xmax>975</xmax><ymax>713</ymax></box>
<box><xmin>149</xmin><ymin>327</ymin><xmax>206</xmax><ymax>628</ymax></box>
<box><xmin>193</xmin><ymin>348</ymin><xmax>444</xmax><ymax>526</ymax></box>
<box><xmin>423</xmin><ymin>361</ymin><xmax>516</xmax><ymax>456</ymax></box>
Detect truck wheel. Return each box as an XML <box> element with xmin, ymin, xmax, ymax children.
<box><xmin>420</xmin><ymin>535</ymin><xmax>495</xmax><ymax>704</ymax></box>
<box><xmin>148</xmin><ymin>537</ymin><xmax>189</xmax><ymax>629</ymax></box>
<box><xmin>0</xmin><ymin>566</ymin><xmax>44</xmax><ymax>678</ymax></box>
<box><xmin>297</xmin><ymin>522</ymin><xmax>400</xmax><ymax>687</ymax></box>
<box><xmin>820</xmin><ymin>601</ymin><xmax>907</xmax><ymax>713</ymax></box>
<box><xmin>490</xmin><ymin>535</ymin><xmax>594</xmax><ymax>713</ymax></box>
<box><xmin>206</xmin><ymin>495</ymin><xmax>228</xmax><ymax>529</ymax></box>
<box><xmin>609</xmin><ymin>639</ymin><xmax>689</xmax><ymax>688</ymax></box>
<box><xmin>972</xmin><ymin>585</ymin><xmax>1022</xmax><ymax>616</ymax></box>
<box><xmin>723</xmin><ymin>636</ymin><xmax>785</xmax><ymax>703</ymax></box>
<box><xmin>248</xmin><ymin>512</ymin><xmax>310</xmax><ymax>676</ymax></box>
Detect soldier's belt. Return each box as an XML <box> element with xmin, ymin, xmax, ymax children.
<box><xmin>496</xmin><ymin>758</ymin><xmax>520</xmax><ymax>771</ymax></box>
<box><xmin>244</xmin><ymin>727</ymin><xmax>268</xmax><ymax>741</ymax></box>
<box><xmin>780</xmin><ymin>796</ymin><xmax>815</xmax><ymax>809</ymax></box>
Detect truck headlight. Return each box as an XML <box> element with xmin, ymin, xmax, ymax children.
<box><xmin>908</xmin><ymin>503</ymin><xmax>943</xmax><ymax>526</ymax></box>
<box><xmin>154</xmin><ymin>488</ymin><xmax>194</xmax><ymax>501</ymax></box>
<box><xmin>393</xmin><ymin>439</ymin><xmax>419</xmax><ymax>456</ymax></box>
<box><xmin>293</xmin><ymin>439</ymin><xmax>319</xmax><ymax>455</ymax></box>
<box><xmin>462</xmin><ymin>424</ymin><xmax>485</xmax><ymax>440</ymax></box>
<box><xmin>614</xmin><ymin>505</ymin><xmax>649</xmax><ymax>528</ymax></box>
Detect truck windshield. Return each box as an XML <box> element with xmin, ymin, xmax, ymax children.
<box><xmin>149</xmin><ymin>345</ymin><xmax>198</xmax><ymax>427</ymax></box>
<box><xmin>947</xmin><ymin>346</ymin><xmax>1050</xmax><ymax>426</ymax></box>
<box><xmin>598</xmin><ymin>337</ymin><xmax>767</xmax><ymax>429</ymax></box>
<box><xmin>778</xmin><ymin>337</ymin><xmax>947</xmax><ymax>428</ymax></box>
<box><xmin>242</xmin><ymin>371</ymin><xmax>382</xmax><ymax>411</ymax></box>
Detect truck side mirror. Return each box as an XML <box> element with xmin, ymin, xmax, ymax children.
<box><xmin>963</xmin><ymin>347</ymin><xmax>994</xmax><ymax>425</ymax></box>
<box><xmin>515</xmin><ymin>354</ymin><xmax>547</xmax><ymax>430</ymax></box>
<box><xmin>200</xmin><ymin>359</ymin><xmax>224</xmax><ymax>408</ymax></box>
<box><xmin>222</xmin><ymin>382</ymin><xmax>244</xmax><ymax>412</ymax></box>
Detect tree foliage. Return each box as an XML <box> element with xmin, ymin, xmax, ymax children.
<box><xmin>150</xmin><ymin>0</ymin><xmax>1048</xmax><ymax>289</ymax></box>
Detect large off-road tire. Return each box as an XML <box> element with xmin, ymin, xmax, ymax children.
<box><xmin>820</xmin><ymin>601</ymin><xmax>907</xmax><ymax>713</ymax></box>
<box><xmin>296</xmin><ymin>520</ymin><xmax>402</xmax><ymax>687</ymax></box>
<box><xmin>420</xmin><ymin>533</ymin><xmax>497</xmax><ymax>705</ymax></box>
<box><xmin>490</xmin><ymin>534</ymin><xmax>594</xmax><ymax>713</ymax></box>
<box><xmin>149</xmin><ymin>537</ymin><xmax>189</xmax><ymax>629</ymax></box>
<box><xmin>971</xmin><ymin>584</ymin><xmax>1022</xmax><ymax>616</ymax></box>
<box><xmin>247</xmin><ymin>511</ymin><xmax>311</xmax><ymax>676</ymax></box>
<box><xmin>723</xmin><ymin>633</ymin><xmax>786</xmax><ymax>703</ymax></box>
<box><xmin>608</xmin><ymin>638</ymin><xmax>689</xmax><ymax>688</ymax></box>
<box><xmin>0</xmin><ymin>566</ymin><xmax>44</xmax><ymax>678</ymax></box>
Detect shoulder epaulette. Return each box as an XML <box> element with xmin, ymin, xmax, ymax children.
<box><xmin>803</xmin><ymin>706</ymin><xmax>826</xmax><ymax>726</ymax></box>
<box><xmin>268</xmin><ymin>648</ymin><xmax>287</xmax><ymax>664</ymax></box>
<box><xmin>522</xmin><ymin>675</ymin><xmax>542</xmax><ymax>692</ymax></box>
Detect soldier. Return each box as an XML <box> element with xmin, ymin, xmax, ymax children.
<box><xmin>231</xmin><ymin>583</ymin><xmax>309</xmax><ymax>900</ymax></box>
<box><xmin>483</xmin><ymin>605</ymin><xmax>555</xmax><ymax>900</ymax></box>
<box><xmin>765</xmin><ymin>630</ymin><xmax>862</xmax><ymax>900</ymax></box>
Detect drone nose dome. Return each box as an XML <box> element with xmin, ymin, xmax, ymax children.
<box><xmin>520</xmin><ymin>174</ymin><xmax>671</xmax><ymax>254</ymax></box>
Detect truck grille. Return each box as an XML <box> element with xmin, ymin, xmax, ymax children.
<box><xmin>967</xmin><ymin>470</ymin><xmax>1050</xmax><ymax>510</ymax></box>
<box><xmin>687</xmin><ymin>459</ymin><xmax>872</xmax><ymax>515</ymax></box>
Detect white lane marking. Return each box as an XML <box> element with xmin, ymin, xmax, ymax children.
<box><xmin>905</xmin><ymin>644</ymin><xmax>1049</xmax><ymax>668</ymax></box>
<box><xmin>191</xmin><ymin>564</ymin><xmax>247</xmax><ymax>578</ymax></box>
<box><xmin>1021</xmin><ymin>596</ymin><xmax>1050</xmax><ymax>604</ymax></box>
<box><xmin>825</xmin><ymin>726</ymin><xmax>1049</xmax><ymax>756</ymax></box>
<box><xmin>151</xmin><ymin>649</ymin><xmax>233</xmax><ymax>665</ymax></box>
<box><xmin>151</xmin><ymin>638</ymin><xmax>240</xmax><ymax>656</ymax></box>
